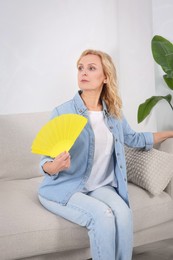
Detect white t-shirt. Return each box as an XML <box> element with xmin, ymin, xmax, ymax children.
<box><xmin>84</xmin><ymin>111</ymin><xmax>117</xmax><ymax>192</ymax></box>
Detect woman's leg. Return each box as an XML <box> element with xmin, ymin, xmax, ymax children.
<box><xmin>39</xmin><ymin>192</ymin><xmax>116</xmax><ymax>260</ymax></box>
<box><xmin>89</xmin><ymin>186</ymin><xmax>133</xmax><ymax>260</ymax></box>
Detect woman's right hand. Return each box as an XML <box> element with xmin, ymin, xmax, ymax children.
<box><xmin>43</xmin><ymin>151</ymin><xmax>71</xmax><ymax>175</ymax></box>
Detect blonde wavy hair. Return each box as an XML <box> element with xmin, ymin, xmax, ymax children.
<box><xmin>77</xmin><ymin>49</ymin><xmax>122</xmax><ymax>119</ymax></box>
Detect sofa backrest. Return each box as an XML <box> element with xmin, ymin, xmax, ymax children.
<box><xmin>0</xmin><ymin>112</ymin><xmax>50</xmax><ymax>181</ymax></box>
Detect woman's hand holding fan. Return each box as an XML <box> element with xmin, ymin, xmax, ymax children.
<box><xmin>43</xmin><ymin>151</ymin><xmax>71</xmax><ymax>175</ymax></box>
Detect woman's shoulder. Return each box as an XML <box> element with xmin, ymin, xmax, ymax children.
<box><xmin>56</xmin><ymin>98</ymin><xmax>74</xmax><ymax>110</ymax></box>
<box><xmin>50</xmin><ymin>98</ymin><xmax>76</xmax><ymax>119</ymax></box>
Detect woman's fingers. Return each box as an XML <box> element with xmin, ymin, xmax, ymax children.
<box><xmin>58</xmin><ymin>151</ymin><xmax>70</xmax><ymax>160</ymax></box>
<box><xmin>53</xmin><ymin>151</ymin><xmax>71</xmax><ymax>171</ymax></box>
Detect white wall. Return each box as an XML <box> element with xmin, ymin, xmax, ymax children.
<box><xmin>152</xmin><ymin>0</ymin><xmax>173</xmax><ymax>131</ymax></box>
<box><xmin>0</xmin><ymin>0</ymin><xmax>158</xmax><ymax>132</ymax></box>
<box><xmin>0</xmin><ymin>0</ymin><xmax>118</xmax><ymax>114</ymax></box>
<box><xmin>117</xmin><ymin>0</ymin><xmax>157</xmax><ymax>132</ymax></box>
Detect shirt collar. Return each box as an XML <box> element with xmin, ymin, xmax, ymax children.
<box><xmin>73</xmin><ymin>91</ymin><xmax>109</xmax><ymax>117</ymax></box>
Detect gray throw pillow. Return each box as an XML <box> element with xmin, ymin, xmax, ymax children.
<box><xmin>125</xmin><ymin>146</ymin><xmax>173</xmax><ymax>195</ymax></box>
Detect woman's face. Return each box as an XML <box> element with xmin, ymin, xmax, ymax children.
<box><xmin>77</xmin><ymin>54</ymin><xmax>106</xmax><ymax>92</ymax></box>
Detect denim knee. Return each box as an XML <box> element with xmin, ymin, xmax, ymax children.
<box><xmin>86</xmin><ymin>205</ymin><xmax>115</xmax><ymax>231</ymax></box>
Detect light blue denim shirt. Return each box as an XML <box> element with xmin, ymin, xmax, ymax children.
<box><xmin>39</xmin><ymin>91</ymin><xmax>153</xmax><ymax>206</ymax></box>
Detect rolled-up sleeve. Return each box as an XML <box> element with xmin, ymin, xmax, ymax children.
<box><xmin>40</xmin><ymin>156</ymin><xmax>54</xmax><ymax>176</ymax></box>
<box><xmin>142</xmin><ymin>132</ymin><xmax>154</xmax><ymax>150</ymax></box>
<box><xmin>122</xmin><ymin>116</ymin><xmax>154</xmax><ymax>150</ymax></box>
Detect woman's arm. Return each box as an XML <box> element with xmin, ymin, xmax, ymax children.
<box><xmin>122</xmin><ymin>116</ymin><xmax>173</xmax><ymax>149</ymax></box>
<box><xmin>153</xmin><ymin>131</ymin><xmax>173</xmax><ymax>144</ymax></box>
<box><xmin>122</xmin><ymin>116</ymin><xmax>153</xmax><ymax>150</ymax></box>
<box><xmin>43</xmin><ymin>151</ymin><xmax>71</xmax><ymax>175</ymax></box>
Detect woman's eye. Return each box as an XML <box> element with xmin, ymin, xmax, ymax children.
<box><xmin>89</xmin><ymin>66</ymin><xmax>96</xmax><ymax>71</ymax></box>
<box><xmin>78</xmin><ymin>66</ymin><xmax>83</xmax><ymax>71</ymax></box>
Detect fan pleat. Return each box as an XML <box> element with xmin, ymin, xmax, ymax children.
<box><xmin>31</xmin><ymin>114</ymin><xmax>87</xmax><ymax>158</ymax></box>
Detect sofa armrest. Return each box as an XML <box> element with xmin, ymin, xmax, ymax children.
<box><xmin>165</xmin><ymin>178</ymin><xmax>173</xmax><ymax>198</ymax></box>
<box><xmin>157</xmin><ymin>138</ymin><xmax>173</xmax><ymax>199</ymax></box>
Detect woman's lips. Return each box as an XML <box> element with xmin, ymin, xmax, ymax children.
<box><xmin>81</xmin><ymin>79</ymin><xmax>89</xmax><ymax>82</ymax></box>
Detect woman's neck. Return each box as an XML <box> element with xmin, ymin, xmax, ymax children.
<box><xmin>80</xmin><ymin>91</ymin><xmax>102</xmax><ymax>111</ymax></box>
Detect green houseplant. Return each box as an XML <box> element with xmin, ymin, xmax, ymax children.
<box><xmin>137</xmin><ymin>35</ymin><xmax>173</xmax><ymax>123</ymax></box>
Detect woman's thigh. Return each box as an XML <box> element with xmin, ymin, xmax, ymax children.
<box><xmin>38</xmin><ymin>192</ymin><xmax>115</xmax><ymax>228</ymax></box>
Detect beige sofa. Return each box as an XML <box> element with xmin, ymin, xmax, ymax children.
<box><xmin>0</xmin><ymin>112</ymin><xmax>173</xmax><ymax>260</ymax></box>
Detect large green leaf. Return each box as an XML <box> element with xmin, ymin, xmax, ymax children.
<box><xmin>151</xmin><ymin>35</ymin><xmax>173</xmax><ymax>74</ymax></box>
<box><xmin>138</xmin><ymin>95</ymin><xmax>173</xmax><ymax>123</ymax></box>
<box><xmin>163</xmin><ymin>75</ymin><xmax>173</xmax><ymax>90</ymax></box>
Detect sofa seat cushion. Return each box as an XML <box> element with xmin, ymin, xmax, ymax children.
<box><xmin>128</xmin><ymin>183</ymin><xmax>173</xmax><ymax>232</ymax></box>
<box><xmin>0</xmin><ymin>177</ymin><xmax>89</xmax><ymax>260</ymax></box>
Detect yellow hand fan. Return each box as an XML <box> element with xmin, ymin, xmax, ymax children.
<box><xmin>31</xmin><ymin>114</ymin><xmax>87</xmax><ymax>158</ymax></box>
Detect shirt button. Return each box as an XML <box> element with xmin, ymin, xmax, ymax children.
<box><xmin>124</xmin><ymin>177</ymin><xmax>127</xmax><ymax>182</ymax></box>
<box><xmin>109</xmin><ymin>126</ymin><xmax>113</xmax><ymax>130</ymax></box>
<box><xmin>115</xmin><ymin>138</ymin><xmax>118</xmax><ymax>142</ymax></box>
<box><xmin>117</xmin><ymin>152</ymin><xmax>120</xmax><ymax>156</ymax></box>
<box><xmin>120</xmin><ymin>165</ymin><xmax>123</xmax><ymax>169</ymax></box>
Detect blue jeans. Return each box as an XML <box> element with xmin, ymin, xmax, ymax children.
<box><xmin>39</xmin><ymin>186</ymin><xmax>133</xmax><ymax>260</ymax></box>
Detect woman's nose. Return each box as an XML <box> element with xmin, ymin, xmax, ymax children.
<box><xmin>82</xmin><ymin>68</ymin><xmax>88</xmax><ymax>75</ymax></box>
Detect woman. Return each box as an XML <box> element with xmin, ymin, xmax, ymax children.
<box><xmin>38</xmin><ymin>49</ymin><xmax>173</xmax><ymax>260</ymax></box>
